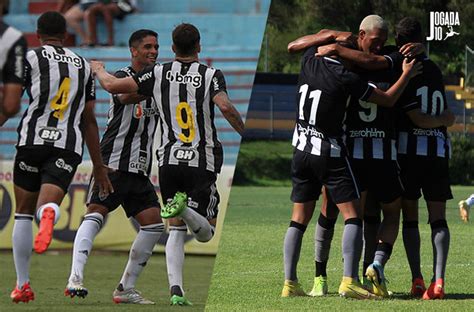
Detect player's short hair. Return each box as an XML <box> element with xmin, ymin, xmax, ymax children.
<box><xmin>172</xmin><ymin>23</ymin><xmax>200</xmax><ymax>56</ymax></box>
<box><xmin>395</xmin><ymin>17</ymin><xmax>422</xmax><ymax>45</ymax></box>
<box><xmin>128</xmin><ymin>29</ymin><xmax>158</xmax><ymax>48</ymax></box>
<box><xmin>37</xmin><ymin>11</ymin><xmax>66</xmax><ymax>38</ymax></box>
<box><xmin>359</xmin><ymin>15</ymin><xmax>388</xmax><ymax>32</ymax></box>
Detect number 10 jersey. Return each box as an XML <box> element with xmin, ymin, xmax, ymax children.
<box><xmin>135</xmin><ymin>60</ymin><xmax>226</xmax><ymax>173</ymax></box>
<box><xmin>17</xmin><ymin>44</ymin><xmax>95</xmax><ymax>157</ymax></box>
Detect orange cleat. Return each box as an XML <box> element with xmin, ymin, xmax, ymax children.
<box><xmin>10</xmin><ymin>282</ymin><xmax>35</xmax><ymax>303</ymax></box>
<box><xmin>410</xmin><ymin>277</ymin><xmax>426</xmax><ymax>297</ymax></box>
<box><xmin>34</xmin><ymin>207</ymin><xmax>55</xmax><ymax>254</ymax></box>
<box><xmin>422</xmin><ymin>278</ymin><xmax>445</xmax><ymax>300</ymax></box>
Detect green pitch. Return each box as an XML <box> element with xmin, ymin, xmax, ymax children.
<box><xmin>0</xmin><ymin>252</ymin><xmax>214</xmax><ymax>311</ymax></box>
<box><xmin>206</xmin><ymin>185</ymin><xmax>474</xmax><ymax>311</ymax></box>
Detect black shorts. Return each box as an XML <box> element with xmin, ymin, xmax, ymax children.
<box><xmin>87</xmin><ymin>171</ymin><xmax>160</xmax><ymax>218</ymax></box>
<box><xmin>351</xmin><ymin>159</ymin><xmax>404</xmax><ymax>204</ymax></box>
<box><xmin>159</xmin><ymin>165</ymin><xmax>220</xmax><ymax>220</ymax></box>
<box><xmin>14</xmin><ymin>146</ymin><xmax>81</xmax><ymax>193</ymax></box>
<box><xmin>290</xmin><ymin>149</ymin><xmax>360</xmax><ymax>204</ymax></box>
<box><xmin>398</xmin><ymin>155</ymin><xmax>452</xmax><ymax>201</ymax></box>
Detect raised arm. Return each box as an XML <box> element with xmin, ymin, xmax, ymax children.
<box><xmin>366</xmin><ymin>58</ymin><xmax>422</xmax><ymax>107</ymax></box>
<box><xmin>317</xmin><ymin>44</ymin><xmax>389</xmax><ymax>70</ymax></box>
<box><xmin>213</xmin><ymin>91</ymin><xmax>244</xmax><ymax>136</ymax></box>
<box><xmin>287</xmin><ymin>29</ymin><xmax>354</xmax><ymax>53</ymax></box>
<box><xmin>91</xmin><ymin>61</ymin><xmax>138</xmax><ymax>94</ymax></box>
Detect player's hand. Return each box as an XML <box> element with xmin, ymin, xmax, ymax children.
<box><xmin>90</xmin><ymin>61</ymin><xmax>105</xmax><ymax>74</ymax></box>
<box><xmin>441</xmin><ymin>109</ymin><xmax>455</xmax><ymax>127</ymax></box>
<box><xmin>402</xmin><ymin>58</ymin><xmax>422</xmax><ymax>78</ymax></box>
<box><xmin>316</xmin><ymin>44</ymin><xmax>338</xmax><ymax>57</ymax></box>
<box><xmin>92</xmin><ymin>164</ymin><xmax>115</xmax><ymax>198</ymax></box>
<box><xmin>399</xmin><ymin>43</ymin><xmax>425</xmax><ymax>58</ymax></box>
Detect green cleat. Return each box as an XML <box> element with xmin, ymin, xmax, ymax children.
<box><xmin>170</xmin><ymin>294</ymin><xmax>193</xmax><ymax>306</ymax></box>
<box><xmin>161</xmin><ymin>192</ymin><xmax>188</xmax><ymax>219</ymax></box>
<box><xmin>309</xmin><ymin>276</ymin><xmax>328</xmax><ymax>297</ymax></box>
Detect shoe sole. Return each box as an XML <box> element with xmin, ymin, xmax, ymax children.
<box><xmin>11</xmin><ymin>292</ymin><xmax>35</xmax><ymax>303</ymax></box>
<box><xmin>34</xmin><ymin>208</ymin><xmax>55</xmax><ymax>254</ymax></box>
<box><xmin>65</xmin><ymin>287</ymin><xmax>88</xmax><ymax>298</ymax></box>
<box><xmin>161</xmin><ymin>193</ymin><xmax>187</xmax><ymax>219</ymax></box>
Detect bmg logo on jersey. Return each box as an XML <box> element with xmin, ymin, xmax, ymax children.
<box><xmin>174</xmin><ymin>147</ymin><xmax>197</xmax><ymax>161</ymax></box>
<box><xmin>166</xmin><ymin>71</ymin><xmax>202</xmax><ymax>88</ymax></box>
<box><xmin>39</xmin><ymin>127</ymin><xmax>62</xmax><ymax>142</ymax></box>
<box><xmin>41</xmin><ymin>49</ymin><xmax>82</xmax><ymax>68</ymax></box>
<box><xmin>426</xmin><ymin>11</ymin><xmax>460</xmax><ymax>41</ymax></box>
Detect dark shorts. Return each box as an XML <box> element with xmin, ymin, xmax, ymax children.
<box><xmin>14</xmin><ymin>146</ymin><xmax>81</xmax><ymax>193</ymax></box>
<box><xmin>398</xmin><ymin>155</ymin><xmax>452</xmax><ymax>202</ymax></box>
<box><xmin>351</xmin><ymin>159</ymin><xmax>404</xmax><ymax>204</ymax></box>
<box><xmin>87</xmin><ymin>170</ymin><xmax>160</xmax><ymax>218</ymax></box>
<box><xmin>159</xmin><ymin>165</ymin><xmax>220</xmax><ymax>220</ymax></box>
<box><xmin>291</xmin><ymin>149</ymin><xmax>360</xmax><ymax>204</ymax></box>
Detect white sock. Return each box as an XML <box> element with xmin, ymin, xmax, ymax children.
<box><xmin>118</xmin><ymin>223</ymin><xmax>164</xmax><ymax>290</ymax></box>
<box><xmin>68</xmin><ymin>212</ymin><xmax>103</xmax><ymax>283</ymax></box>
<box><xmin>466</xmin><ymin>194</ymin><xmax>474</xmax><ymax>207</ymax></box>
<box><xmin>12</xmin><ymin>214</ymin><xmax>34</xmax><ymax>287</ymax></box>
<box><xmin>166</xmin><ymin>225</ymin><xmax>187</xmax><ymax>296</ymax></box>
<box><xmin>181</xmin><ymin>208</ymin><xmax>213</xmax><ymax>242</ymax></box>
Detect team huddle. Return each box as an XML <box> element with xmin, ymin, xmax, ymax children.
<box><xmin>1</xmin><ymin>9</ymin><xmax>243</xmax><ymax>305</ymax></box>
<box><xmin>282</xmin><ymin>15</ymin><xmax>454</xmax><ymax>300</ymax></box>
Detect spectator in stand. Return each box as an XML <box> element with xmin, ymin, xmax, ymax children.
<box><xmin>62</xmin><ymin>0</ymin><xmax>98</xmax><ymax>46</ymax></box>
<box><xmin>84</xmin><ymin>0</ymin><xmax>137</xmax><ymax>46</ymax></box>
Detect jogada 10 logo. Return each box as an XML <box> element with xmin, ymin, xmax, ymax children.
<box><xmin>426</xmin><ymin>11</ymin><xmax>460</xmax><ymax>41</ymax></box>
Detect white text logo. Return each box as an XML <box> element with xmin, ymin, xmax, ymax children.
<box><xmin>426</xmin><ymin>11</ymin><xmax>460</xmax><ymax>41</ymax></box>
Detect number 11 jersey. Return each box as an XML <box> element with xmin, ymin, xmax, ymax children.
<box><xmin>17</xmin><ymin>44</ymin><xmax>95</xmax><ymax>157</ymax></box>
<box><xmin>292</xmin><ymin>46</ymin><xmax>374</xmax><ymax>157</ymax></box>
<box><xmin>135</xmin><ymin>60</ymin><xmax>226</xmax><ymax>173</ymax></box>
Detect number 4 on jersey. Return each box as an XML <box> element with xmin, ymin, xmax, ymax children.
<box><xmin>50</xmin><ymin>77</ymin><xmax>71</xmax><ymax>120</ymax></box>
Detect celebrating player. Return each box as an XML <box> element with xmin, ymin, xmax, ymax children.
<box><xmin>91</xmin><ymin>23</ymin><xmax>244</xmax><ymax>305</ymax></box>
<box><xmin>65</xmin><ymin>29</ymin><xmax>163</xmax><ymax>305</ymax></box>
<box><xmin>281</xmin><ymin>30</ymin><xmax>421</xmax><ymax>299</ymax></box>
<box><xmin>10</xmin><ymin>11</ymin><xmax>112</xmax><ymax>303</ymax></box>
<box><xmin>0</xmin><ymin>0</ymin><xmax>27</xmax><ymax>126</ymax></box>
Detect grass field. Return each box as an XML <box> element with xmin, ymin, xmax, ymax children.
<box><xmin>206</xmin><ymin>185</ymin><xmax>474</xmax><ymax>311</ymax></box>
<box><xmin>0</xmin><ymin>252</ymin><xmax>214</xmax><ymax>311</ymax></box>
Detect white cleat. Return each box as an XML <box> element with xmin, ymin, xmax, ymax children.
<box><xmin>112</xmin><ymin>288</ymin><xmax>155</xmax><ymax>304</ymax></box>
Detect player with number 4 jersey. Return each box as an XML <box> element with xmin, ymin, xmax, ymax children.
<box><xmin>10</xmin><ymin>12</ymin><xmax>112</xmax><ymax>304</ymax></box>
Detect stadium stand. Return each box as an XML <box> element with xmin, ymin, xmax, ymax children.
<box><xmin>1</xmin><ymin>0</ymin><xmax>271</xmax><ymax>165</ymax></box>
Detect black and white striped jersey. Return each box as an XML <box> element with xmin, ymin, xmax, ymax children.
<box><xmin>396</xmin><ymin>56</ymin><xmax>450</xmax><ymax>158</ymax></box>
<box><xmin>292</xmin><ymin>46</ymin><xmax>375</xmax><ymax>157</ymax></box>
<box><xmin>100</xmin><ymin>66</ymin><xmax>159</xmax><ymax>176</ymax></box>
<box><xmin>345</xmin><ymin>66</ymin><xmax>398</xmax><ymax>160</ymax></box>
<box><xmin>134</xmin><ymin>60</ymin><xmax>226</xmax><ymax>173</ymax></box>
<box><xmin>0</xmin><ymin>22</ymin><xmax>27</xmax><ymax>87</ymax></box>
<box><xmin>16</xmin><ymin>44</ymin><xmax>95</xmax><ymax>157</ymax></box>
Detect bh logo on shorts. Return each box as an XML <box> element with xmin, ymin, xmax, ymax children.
<box><xmin>55</xmin><ymin>158</ymin><xmax>73</xmax><ymax>173</ymax></box>
<box><xmin>426</xmin><ymin>11</ymin><xmax>460</xmax><ymax>41</ymax></box>
<box><xmin>173</xmin><ymin>147</ymin><xmax>196</xmax><ymax>161</ymax></box>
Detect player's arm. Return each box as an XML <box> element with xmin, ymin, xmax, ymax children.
<box><xmin>287</xmin><ymin>29</ymin><xmax>354</xmax><ymax>53</ymax></box>
<box><xmin>82</xmin><ymin>99</ymin><xmax>114</xmax><ymax>196</ymax></box>
<box><xmin>91</xmin><ymin>61</ymin><xmax>138</xmax><ymax>94</ymax></box>
<box><xmin>317</xmin><ymin>42</ymin><xmax>425</xmax><ymax>70</ymax></box>
<box><xmin>0</xmin><ymin>36</ymin><xmax>27</xmax><ymax>126</ymax></box>
<box><xmin>213</xmin><ymin>91</ymin><xmax>244</xmax><ymax>136</ymax></box>
<box><xmin>110</xmin><ymin>70</ymin><xmax>149</xmax><ymax>104</ymax></box>
<box><xmin>406</xmin><ymin>108</ymin><xmax>455</xmax><ymax>128</ymax></box>
<box><xmin>366</xmin><ymin>58</ymin><xmax>422</xmax><ymax>107</ymax></box>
